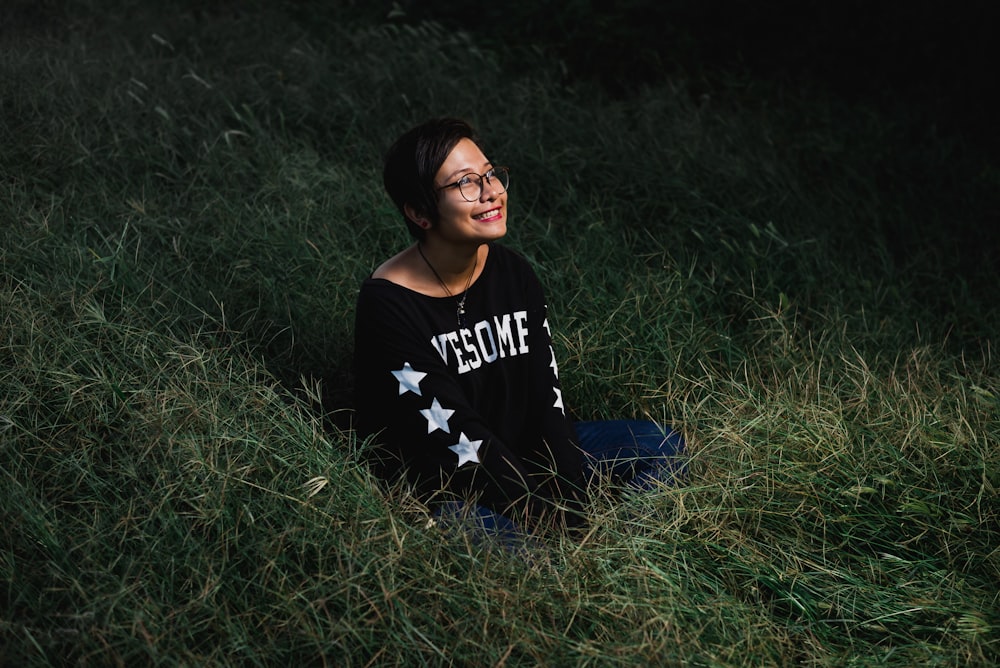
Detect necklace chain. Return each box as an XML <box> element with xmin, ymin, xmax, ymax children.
<box><xmin>417</xmin><ymin>244</ymin><xmax>477</xmax><ymax>328</ymax></box>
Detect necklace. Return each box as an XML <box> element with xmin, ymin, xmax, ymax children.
<box><xmin>417</xmin><ymin>243</ymin><xmax>477</xmax><ymax>328</ymax></box>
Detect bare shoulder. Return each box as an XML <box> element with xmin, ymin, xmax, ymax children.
<box><xmin>370</xmin><ymin>248</ymin><xmax>404</xmax><ymax>280</ymax></box>
<box><xmin>371</xmin><ymin>245</ymin><xmax>426</xmax><ymax>291</ymax></box>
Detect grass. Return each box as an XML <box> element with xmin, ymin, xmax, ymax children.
<box><xmin>2</xmin><ymin>2</ymin><xmax>998</xmax><ymax>665</ymax></box>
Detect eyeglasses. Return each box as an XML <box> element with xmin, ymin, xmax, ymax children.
<box><xmin>437</xmin><ymin>166</ymin><xmax>509</xmax><ymax>202</ymax></box>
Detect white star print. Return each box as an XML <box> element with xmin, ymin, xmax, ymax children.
<box><xmin>553</xmin><ymin>387</ymin><xmax>564</xmax><ymax>414</ymax></box>
<box><xmin>543</xmin><ymin>317</ymin><xmax>551</xmax><ymax>337</ymax></box>
<box><xmin>391</xmin><ymin>362</ymin><xmax>426</xmax><ymax>396</ymax></box>
<box><xmin>448</xmin><ymin>432</ymin><xmax>483</xmax><ymax>467</ymax></box>
<box><xmin>420</xmin><ymin>397</ymin><xmax>454</xmax><ymax>434</ymax></box>
<box><xmin>548</xmin><ymin>345</ymin><xmax>559</xmax><ymax>378</ymax></box>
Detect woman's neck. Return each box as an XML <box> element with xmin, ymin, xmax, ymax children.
<box><xmin>416</xmin><ymin>240</ymin><xmax>482</xmax><ymax>282</ymax></box>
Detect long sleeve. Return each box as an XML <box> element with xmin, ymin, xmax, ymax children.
<box><xmin>353</xmin><ymin>244</ymin><xmax>586</xmax><ymax>529</ymax></box>
<box><xmin>520</xmin><ymin>266</ymin><xmax>588</xmax><ymax>519</ymax></box>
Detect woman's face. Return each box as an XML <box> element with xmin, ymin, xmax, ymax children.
<box><xmin>429</xmin><ymin>137</ymin><xmax>507</xmax><ymax>246</ymax></box>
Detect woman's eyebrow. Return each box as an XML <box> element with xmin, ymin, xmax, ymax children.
<box><xmin>441</xmin><ymin>161</ymin><xmax>492</xmax><ymax>182</ymax></box>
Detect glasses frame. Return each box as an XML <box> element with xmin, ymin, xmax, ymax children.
<box><xmin>436</xmin><ymin>166</ymin><xmax>509</xmax><ymax>202</ymax></box>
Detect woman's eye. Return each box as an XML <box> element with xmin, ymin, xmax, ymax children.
<box><xmin>457</xmin><ymin>175</ymin><xmax>473</xmax><ymax>186</ymax></box>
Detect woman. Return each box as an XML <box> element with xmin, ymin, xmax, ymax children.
<box><xmin>353</xmin><ymin>118</ymin><xmax>682</xmax><ymax>536</ymax></box>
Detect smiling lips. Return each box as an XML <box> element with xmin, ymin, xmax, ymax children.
<box><xmin>472</xmin><ymin>207</ymin><xmax>503</xmax><ymax>222</ymax></box>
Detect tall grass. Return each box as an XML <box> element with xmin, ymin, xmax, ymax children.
<box><xmin>2</xmin><ymin>2</ymin><xmax>997</xmax><ymax>665</ymax></box>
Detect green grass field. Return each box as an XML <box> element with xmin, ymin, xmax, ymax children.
<box><xmin>2</xmin><ymin>3</ymin><xmax>997</xmax><ymax>665</ymax></box>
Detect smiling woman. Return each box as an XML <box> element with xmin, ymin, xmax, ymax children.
<box><xmin>352</xmin><ymin>118</ymin><xmax>684</xmax><ymax>539</ymax></box>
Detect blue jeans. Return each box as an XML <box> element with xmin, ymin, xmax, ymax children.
<box><xmin>435</xmin><ymin>419</ymin><xmax>685</xmax><ymax>543</ymax></box>
<box><xmin>576</xmin><ymin>419</ymin><xmax>686</xmax><ymax>489</ymax></box>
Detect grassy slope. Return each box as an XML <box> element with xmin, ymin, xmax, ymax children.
<box><xmin>2</xmin><ymin>3</ymin><xmax>997</xmax><ymax>665</ymax></box>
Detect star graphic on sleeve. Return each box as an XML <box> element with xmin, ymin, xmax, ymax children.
<box><xmin>448</xmin><ymin>432</ymin><xmax>483</xmax><ymax>467</ymax></box>
<box><xmin>420</xmin><ymin>397</ymin><xmax>454</xmax><ymax>434</ymax></box>
<box><xmin>543</xmin><ymin>317</ymin><xmax>552</xmax><ymax>337</ymax></box>
<box><xmin>391</xmin><ymin>362</ymin><xmax>426</xmax><ymax>396</ymax></box>
<box><xmin>548</xmin><ymin>345</ymin><xmax>559</xmax><ymax>378</ymax></box>
<box><xmin>553</xmin><ymin>387</ymin><xmax>565</xmax><ymax>415</ymax></box>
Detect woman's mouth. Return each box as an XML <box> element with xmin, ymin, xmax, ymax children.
<box><xmin>472</xmin><ymin>207</ymin><xmax>503</xmax><ymax>222</ymax></box>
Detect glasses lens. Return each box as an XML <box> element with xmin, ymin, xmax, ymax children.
<box><xmin>458</xmin><ymin>174</ymin><xmax>483</xmax><ymax>202</ymax></box>
<box><xmin>489</xmin><ymin>167</ymin><xmax>509</xmax><ymax>194</ymax></box>
<box><xmin>456</xmin><ymin>168</ymin><xmax>509</xmax><ymax>201</ymax></box>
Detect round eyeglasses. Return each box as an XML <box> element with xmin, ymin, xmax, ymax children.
<box><xmin>437</xmin><ymin>166</ymin><xmax>509</xmax><ymax>202</ymax></box>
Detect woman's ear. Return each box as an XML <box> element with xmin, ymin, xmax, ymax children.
<box><xmin>404</xmin><ymin>203</ymin><xmax>432</xmax><ymax>230</ymax></box>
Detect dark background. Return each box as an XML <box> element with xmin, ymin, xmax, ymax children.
<box><xmin>8</xmin><ymin>0</ymin><xmax>996</xmax><ymax>171</ymax></box>
<box><xmin>7</xmin><ymin>0</ymin><xmax>996</xmax><ymax>143</ymax></box>
<box><xmin>7</xmin><ymin>0</ymin><xmax>998</xmax><ymax>275</ymax></box>
<box><xmin>369</xmin><ymin>0</ymin><xmax>1000</xmax><ymax>275</ymax></box>
<box><xmin>390</xmin><ymin>0</ymin><xmax>996</xmax><ymax>136</ymax></box>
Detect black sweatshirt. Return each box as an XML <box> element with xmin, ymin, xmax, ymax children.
<box><xmin>353</xmin><ymin>242</ymin><xmax>586</xmax><ymax>528</ymax></box>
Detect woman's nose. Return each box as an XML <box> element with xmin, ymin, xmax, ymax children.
<box><xmin>480</xmin><ymin>177</ymin><xmax>499</xmax><ymax>201</ymax></box>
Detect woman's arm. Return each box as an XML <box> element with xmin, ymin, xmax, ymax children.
<box><xmin>521</xmin><ymin>268</ymin><xmax>588</xmax><ymax>527</ymax></box>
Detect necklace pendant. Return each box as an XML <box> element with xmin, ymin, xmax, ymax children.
<box><xmin>416</xmin><ymin>243</ymin><xmax>476</xmax><ymax>330</ymax></box>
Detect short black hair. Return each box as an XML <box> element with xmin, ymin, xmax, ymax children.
<box><xmin>382</xmin><ymin>118</ymin><xmax>481</xmax><ymax>240</ymax></box>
